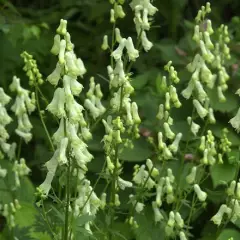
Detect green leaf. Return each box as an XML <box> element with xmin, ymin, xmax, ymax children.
<box><xmin>210</xmin><ymin>162</ymin><xmax>237</xmax><ymax>188</ymax></box>
<box><xmin>134</xmin><ymin>206</ymin><xmax>165</xmax><ymax>240</ymax></box>
<box><xmin>131</xmin><ymin>70</ymin><xmax>157</xmax><ymax>90</ymax></box>
<box><xmin>217</xmin><ymin>228</ymin><xmax>240</xmax><ymax>240</ymax></box>
<box><xmin>30</xmin><ymin>232</ymin><xmax>51</xmax><ymax>240</ymax></box>
<box><xmin>207</xmin><ymin>89</ymin><xmax>238</xmax><ymax>113</ymax></box>
<box><xmin>15</xmin><ymin>202</ymin><xmax>37</xmax><ymax>228</ymax></box>
<box><xmin>119</xmin><ymin>138</ymin><xmax>152</xmax><ymax>162</ymax></box>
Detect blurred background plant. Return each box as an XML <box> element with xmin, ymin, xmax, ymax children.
<box><xmin>1</xmin><ymin>0</ymin><xmax>240</xmax><ymax>239</ymax></box>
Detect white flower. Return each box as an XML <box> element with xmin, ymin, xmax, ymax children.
<box><xmin>84</xmin><ymin>99</ymin><xmax>100</xmax><ymax>120</ymax></box>
<box><xmin>118</xmin><ymin>177</ymin><xmax>133</xmax><ymax>190</ymax></box>
<box><xmin>0</xmin><ymin>88</ymin><xmax>11</xmax><ymax>105</ymax></box>
<box><xmin>152</xmin><ymin>201</ymin><xmax>164</xmax><ymax>222</ymax></box>
<box><xmin>52</xmin><ymin>118</ymin><xmax>65</xmax><ymax>145</ymax></box>
<box><xmin>58</xmin><ymin>138</ymin><xmax>68</xmax><ymax>165</ymax></box>
<box><xmin>47</xmin><ymin>88</ymin><xmax>66</xmax><ymax>118</ymax></box>
<box><xmin>65</xmin><ymin>51</ymin><xmax>80</xmax><ymax>76</ymax></box>
<box><xmin>125</xmin><ymin>37</ymin><xmax>139</xmax><ymax>61</ymax></box>
<box><xmin>111</xmin><ymin>38</ymin><xmax>126</xmax><ymax>60</ymax></box>
<box><xmin>193</xmin><ymin>99</ymin><xmax>208</xmax><ymax>119</ymax></box>
<box><xmin>211</xmin><ymin>204</ymin><xmax>231</xmax><ymax>226</ymax></box>
<box><xmin>47</xmin><ymin>63</ymin><xmax>62</xmax><ymax>86</ymax></box>
<box><xmin>135</xmin><ymin>202</ymin><xmax>144</xmax><ymax>213</ymax></box>
<box><xmin>76</xmin><ymin>58</ymin><xmax>87</xmax><ymax>77</ymax></box>
<box><xmin>66</xmin><ymin>96</ymin><xmax>84</xmax><ymax>123</ymax></box>
<box><xmin>15</xmin><ymin>129</ymin><xmax>32</xmax><ymax>143</ymax></box>
<box><xmin>141</xmin><ymin>31</ymin><xmax>153</xmax><ymax>51</ymax></box>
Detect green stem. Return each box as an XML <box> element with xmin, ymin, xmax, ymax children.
<box><xmin>186</xmin><ymin>193</ymin><xmax>197</xmax><ymax>230</ymax></box>
<box><xmin>41</xmin><ymin>199</ymin><xmax>58</xmax><ymax>240</ymax></box>
<box><xmin>17</xmin><ymin>138</ymin><xmax>22</xmax><ymax>161</ymax></box>
<box><xmin>80</xmin><ymin>160</ymin><xmax>107</xmax><ymax>212</ymax></box>
<box><xmin>64</xmin><ymin>162</ymin><xmax>71</xmax><ymax>240</ymax></box>
<box><xmin>35</xmin><ymin>86</ymin><xmax>55</xmax><ymax>152</ymax></box>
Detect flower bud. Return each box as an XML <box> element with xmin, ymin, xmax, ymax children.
<box><xmin>163</xmin><ymin>122</ymin><xmax>175</xmax><ymax>139</ymax></box>
<box><xmin>179</xmin><ymin>231</ymin><xmax>187</xmax><ymax>240</ymax></box>
<box><xmin>59</xmin><ymin>39</ymin><xmax>66</xmax><ymax>64</ymax></box>
<box><xmin>194</xmin><ymin>184</ymin><xmax>207</xmax><ymax>202</ymax></box>
<box><xmin>110</xmin><ymin>9</ymin><xmax>115</xmax><ymax>23</ymax></box>
<box><xmin>115</xmin><ymin>28</ymin><xmax>122</xmax><ymax>43</ymax></box>
<box><xmin>114</xmin><ymin>194</ymin><xmax>120</xmax><ymax>206</ymax></box>
<box><xmin>165</xmin><ymin>92</ymin><xmax>170</xmax><ymax>110</ymax></box>
<box><xmin>156</xmin><ymin>104</ymin><xmax>164</xmax><ymax>120</ymax></box>
<box><xmin>193</xmin><ymin>25</ymin><xmax>200</xmax><ymax>43</ymax></box>
<box><xmin>114</xmin><ymin>4</ymin><xmax>125</xmax><ymax>18</ymax></box>
<box><xmin>204</xmin><ymin>32</ymin><xmax>214</xmax><ymax>49</ymax></box>
<box><xmin>51</xmin><ymin>34</ymin><xmax>61</xmax><ymax>55</ymax></box>
<box><xmin>175</xmin><ymin>212</ymin><xmax>184</xmax><ymax>228</ymax></box>
<box><xmin>56</xmin><ymin>19</ymin><xmax>67</xmax><ymax>35</ymax></box>
<box><xmin>167</xmin><ymin>211</ymin><xmax>175</xmax><ymax>227</ymax></box>
<box><xmin>101</xmin><ymin>35</ymin><xmax>109</xmax><ymax>50</ymax></box>
<box><xmin>186</xmin><ymin>166</ymin><xmax>197</xmax><ymax>184</ymax></box>
<box><xmin>169</xmin><ymin>133</ymin><xmax>182</xmax><ymax>153</ymax></box>
<box><xmin>227</xmin><ymin>180</ymin><xmax>236</xmax><ymax>196</ymax></box>
<box><xmin>131</xmin><ymin>102</ymin><xmax>141</xmax><ymax>124</ymax></box>
<box><xmin>152</xmin><ymin>201</ymin><xmax>164</xmax><ymax>222</ymax></box>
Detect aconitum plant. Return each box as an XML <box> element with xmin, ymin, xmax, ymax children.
<box><xmin>1</xmin><ymin>1</ymin><xmax>240</xmax><ymax>240</ymax></box>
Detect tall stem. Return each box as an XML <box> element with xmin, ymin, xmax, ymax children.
<box><xmin>35</xmin><ymin>86</ymin><xmax>55</xmax><ymax>152</ymax></box>
<box><xmin>64</xmin><ymin>161</ymin><xmax>71</xmax><ymax>240</ymax></box>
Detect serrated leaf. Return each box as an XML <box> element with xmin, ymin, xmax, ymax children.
<box><xmin>210</xmin><ymin>162</ymin><xmax>236</xmax><ymax>188</ymax></box>
<box><xmin>207</xmin><ymin>89</ymin><xmax>238</xmax><ymax>113</ymax></box>
<box><xmin>119</xmin><ymin>138</ymin><xmax>152</xmax><ymax>162</ymax></box>
<box><xmin>217</xmin><ymin>228</ymin><xmax>240</xmax><ymax>240</ymax></box>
